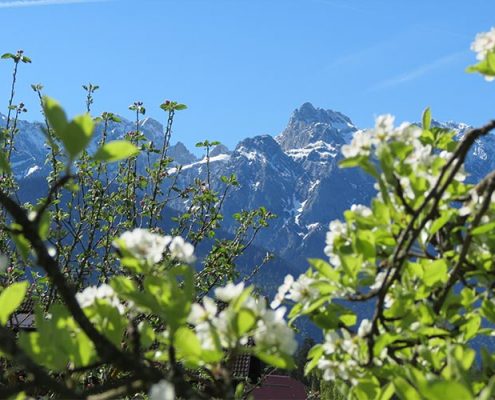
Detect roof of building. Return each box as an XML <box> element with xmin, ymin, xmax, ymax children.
<box><xmin>252</xmin><ymin>375</ymin><xmax>307</xmax><ymax>400</ymax></box>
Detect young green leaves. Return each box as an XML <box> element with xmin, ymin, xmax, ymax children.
<box><xmin>160</xmin><ymin>100</ymin><xmax>187</xmax><ymax>112</ymax></box>
<box><xmin>43</xmin><ymin>97</ymin><xmax>94</xmax><ymax>161</ymax></box>
<box><xmin>93</xmin><ymin>140</ymin><xmax>139</xmax><ymax>163</ymax></box>
<box><xmin>42</xmin><ymin>97</ymin><xmax>139</xmax><ymax>164</ymax></box>
<box><xmin>0</xmin><ymin>281</ymin><xmax>28</xmax><ymax>325</ymax></box>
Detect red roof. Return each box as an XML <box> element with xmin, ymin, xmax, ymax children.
<box><xmin>253</xmin><ymin>375</ymin><xmax>307</xmax><ymax>400</ymax></box>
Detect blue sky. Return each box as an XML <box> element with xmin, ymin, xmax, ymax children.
<box><xmin>0</xmin><ymin>0</ymin><xmax>494</xmax><ymax>152</ymax></box>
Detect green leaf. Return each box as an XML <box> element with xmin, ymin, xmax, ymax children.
<box><xmin>94</xmin><ymin>140</ymin><xmax>139</xmax><ymax>162</ymax></box>
<box><xmin>62</xmin><ymin>114</ymin><xmax>94</xmax><ymax>159</ymax></box>
<box><xmin>353</xmin><ymin>377</ymin><xmax>380</xmax><ymax>400</ymax></box>
<box><xmin>0</xmin><ymin>152</ymin><xmax>11</xmax><ymax>174</ymax></box>
<box><xmin>233</xmin><ymin>308</ymin><xmax>256</xmax><ymax>336</ymax></box>
<box><xmin>429</xmin><ymin>210</ymin><xmax>454</xmax><ymax>237</ymax></box>
<box><xmin>304</xmin><ymin>344</ymin><xmax>323</xmax><ymax>375</ymax></box>
<box><xmin>38</xmin><ymin>210</ymin><xmax>51</xmax><ymax>240</ymax></box>
<box><xmin>43</xmin><ymin>97</ymin><xmax>68</xmax><ymax>139</ymax></box>
<box><xmin>308</xmin><ymin>258</ymin><xmax>339</xmax><ymax>281</ymax></box>
<box><xmin>423</xmin><ymin>381</ymin><xmax>472</xmax><ymax>400</ymax></box>
<box><xmin>422</xmin><ymin>259</ymin><xmax>448</xmax><ymax>286</ymax></box>
<box><xmin>356</xmin><ymin>230</ymin><xmax>376</xmax><ymax>259</ymax></box>
<box><xmin>339</xmin><ymin>156</ymin><xmax>365</xmax><ymax>169</ymax></box>
<box><xmin>174</xmin><ymin>326</ymin><xmax>202</xmax><ymax>367</ymax></box>
<box><xmin>255</xmin><ymin>351</ymin><xmax>295</xmax><ymax>369</ymax></box>
<box><xmin>43</xmin><ymin>98</ymin><xmax>94</xmax><ymax>160</ymax></box>
<box><xmin>471</xmin><ymin>222</ymin><xmax>495</xmax><ymax>236</ymax></box>
<box><xmin>378</xmin><ymin>383</ymin><xmax>395</xmax><ymax>400</ymax></box>
<box><xmin>393</xmin><ymin>377</ymin><xmax>420</xmax><ymax>400</ymax></box>
<box><xmin>460</xmin><ymin>314</ymin><xmax>481</xmax><ymax>340</ymax></box>
<box><xmin>138</xmin><ymin>320</ymin><xmax>156</xmax><ymax>349</ymax></box>
<box><xmin>422</xmin><ymin>107</ymin><xmax>432</xmax><ymax>130</ymax></box>
<box><xmin>481</xmin><ymin>300</ymin><xmax>495</xmax><ymax>323</ymax></box>
<box><xmin>0</xmin><ymin>281</ymin><xmax>28</xmax><ymax>325</ymax></box>
<box><xmin>466</xmin><ymin>52</ymin><xmax>495</xmax><ymax>77</ymax></box>
<box><xmin>9</xmin><ymin>223</ymin><xmax>30</xmax><ymax>262</ymax></box>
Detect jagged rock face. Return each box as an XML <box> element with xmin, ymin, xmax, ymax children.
<box><xmin>276</xmin><ymin>102</ymin><xmax>356</xmax><ymax>151</ymax></box>
<box><xmin>7</xmin><ymin>104</ymin><xmax>495</xmax><ymax>277</ymax></box>
<box><xmin>210</xmin><ymin>144</ymin><xmax>231</xmax><ymax>157</ymax></box>
<box><xmin>432</xmin><ymin>119</ymin><xmax>495</xmax><ymax>181</ymax></box>
<box><xmin>1</xmin><ymin>114</ymin><xmax>48</xmax><ymax>179</ymax></box>
<box><xmin>168</xmin><ymin>142</ymin><xmax>197</xmax><ymax>164</ymax></box>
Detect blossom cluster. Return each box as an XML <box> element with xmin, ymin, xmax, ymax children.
<box><xmin>470</xmin><ymin>27</ymin><xmax>495</xmax><ymax>81</ymax></box>
<box><xmin>471</xmin><ymin>27</ymin><xmax>495</xmax><ymax>61</ymax></box>
<box><xmin>187</xmin><ymin>281</ymin><xmax>297</xmax><ymax>357</ymax></box>
<box><xmin>270</xmin><ymin>274</ymin><xmax>319</xmax><ymax>309</ymax></box>
<box><xmin>75</xmin><ymin>283</ymin><xmax>125</xmax><ymax>314</ymax></box>
<box><xmin>113</xmin><ymin>228</ymin><xmax>196</xmax><ymax>265</ymax></box>
<box><xmin>342</xmin><ymin>114</ymin><xmax>422</xmax><ymax>159</ymax></box>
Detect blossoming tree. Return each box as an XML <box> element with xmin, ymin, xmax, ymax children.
<box><xmin>0</xmin><ymin>54</ymin><xmax>294</xmax><ymax>398</ymax></box>
<box><xmin>273</xmin><ymin>27</ymin><xmax>495</xmax><ymax>400</ymax></box>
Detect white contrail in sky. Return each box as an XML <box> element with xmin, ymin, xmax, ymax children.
<box><xmin>0</xmin><ymin>0</ymin><xmax>112</xmax><ymax>8</ymax></box>
<box><xmin>368</xmin><ymin>51</ymin><xmax>467</xmax><ymax>92</ymax></box>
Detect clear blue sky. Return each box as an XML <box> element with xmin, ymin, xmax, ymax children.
<box><xmin>0</xmin><ymin>0</ymin><xmax>494</xmax><ymax>152</ymax></box>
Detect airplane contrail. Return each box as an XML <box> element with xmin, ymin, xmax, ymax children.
<box><xmin>0</xmin><ymin>0</ymin><xmax>113</xmax><ymax>8</ymax></box>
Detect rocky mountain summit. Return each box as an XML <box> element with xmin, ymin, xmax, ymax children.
<box><xmin>5</xmin><ymin>104</ymin><xmax>495</xmax><ymax>276</ymax></box>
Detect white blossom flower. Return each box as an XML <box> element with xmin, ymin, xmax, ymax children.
<box><xmin>342</xmin><ymin>131</ymin><xmax>372</xmax><ymax>158</ymax></box>
<box><xmin>28</xmin><ymin>210</ymin><xmax>37</xmax><ymax>222</ymax></box>
<box><xmin>375</xmin><ymin>114</ymin><xmax>395</xmax><ymax>136</ymax></box>
<box><xmin>399</xmin><ymin>176</ymin><xmax>415</xmax><ymax>200</ymax></box>
<box><xmin>370</xmin><ymin>271</ymin><xmax>386</xmax><ymax>291</ymax></box>
<box><xmin>0</xmin><ymin>254</ymin><xmax>8</xmax><ymax>273</ymax></box>
<box><xmin>114</xmin><ymin>229</ymin><xmax>171</xmax><ymax>264</ymax></box>
<box><xmin>324</xmin><ymin>219</ymin><xmax>348</xmax><ymax>258</ymax></box>
<box><xmin>384</xmin><ymin>294</ymin><xmax>394</xmax><ymax>309</ymax></box>
<box><xmin>410</xmin><ymin>322</ymin><xmax>420</xmax><ymax>331</ymax></box>
<box><xmin>405</xmin><ymin>144</ymin><xmax>434</xmax><ymax>166</ymax></box>
<box><xmin>76</xmin><ymin>286</ymin><xmax>98</xmax><ymax>308</ymax></box>
<box><xmin>149</xmin><ymin>379</ymin><xmax>175</xmax><ymax>400</ymax></box>
<box><xmin>286</xmin><ymin>275</ymin><xmax>319</xmax><ymax>306</ymax></box>
<box><xmin>471</xmin><ymin>27</ymin><xmax>495</xmax><ymax>60</ymax></box>
<box><xmin>47</xmin><ymin>246</ymin><xmax>57</xmax><ymax>257</ymax></box>
<box><xmin>351</xmin><ymin>204</ymin><xmax>372</xmax><ymax>218</ymax></box>
<box><xmin>187</xmin><ymin>297</ymin><xmax>217</xmax><ymax>325</ymax></box>
<box><xmin>455</xmin><ymin>165</ymin><xmax>467</xmax><ymax>182</ymax></box>
<box><xmin>194</xmin><ymin>322</ymin><xmax>219</xmax><ymax>351</ymax></box>
<box><xmin>318</xmin><ymin>357</ymin><xmax>353</xmax><ymax>381</ymax></box>
<box><xmin>318</xmin><ymin>359</ymin><xmax>337</xmax><ymax>381</ymax></box>
<box><xmin>357</xmin><ymin>319</ymin><xmax>372</xmax><ymax>337</ymax></box>
<box><xmin>392</xmin><ymin>122</ymin><xmax>421</xmax><ymax>144</ymax></box>
<box><xmin>76</xmin><ymin>284</ymin><xmax>124</xmax><ymax>314</ymax></box>
<box><xmin>245</xmin><ymin>296</ymin><xmax>267</xmax><ymax>317</ymax></box>
<box><xmin>254</xmin><ymin>306</ymin><xmax>297</xmax><ymax>355</ymax></box>
<box><xmin>322</xmin><ymin>331</ymin><xmax>340</xmax><ymax>354</ymax></box>
<box><xmin>214</xmin><ymin>282</ymin><xmax>244</xmax><ymax>302</ymax></box>
<box><xmin>168</xmin><ymin>236</ymin><xmax>196</xmax><ymax>263</ymax></box>
<box><xmin>270</xmin><ymin>274</ymin><xmax>294</xmax><ymax>309</ymax></box>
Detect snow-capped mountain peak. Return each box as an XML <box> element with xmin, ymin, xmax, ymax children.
<box><xmin>276</xmin><ymin>102</ymin><xmax>356</xmax><ymax>151</ymax></box>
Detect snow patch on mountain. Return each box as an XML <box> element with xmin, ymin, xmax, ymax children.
<box><xmin>168</xmin><ymin>153</ymin><xmax>231</xmax><ymax>174</ymax></box>
<box><xmin>25</xmin><ymin>165</ymin><xmax>40</xmax><ymax>177</ymax></box>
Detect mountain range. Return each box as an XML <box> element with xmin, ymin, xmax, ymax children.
<box><xmin>3</xmin><ymin>103</ymin><xmax>495</xmax><ymax>288</ymax></box>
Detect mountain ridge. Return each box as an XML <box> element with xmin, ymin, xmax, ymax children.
<box><xmin>5</xmin><ymin>103</ymin><xmax>495</xmax><ymax>274</ymax></box>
